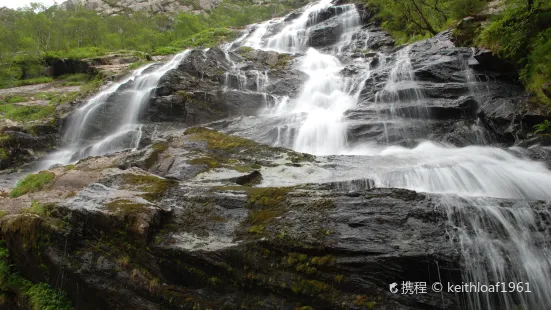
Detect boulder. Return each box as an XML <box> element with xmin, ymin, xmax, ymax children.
<box><xmin>472</xmin><ymin>48</ymin><xmax>517</xmax><ymax>79</ymax></box>
<box><xmin>307</xmin><ymin>19</ymin><xmax>343</xmax><ymax>47</ymax></box>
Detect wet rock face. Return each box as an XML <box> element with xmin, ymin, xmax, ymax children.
<box><xmin>44</xmin><ymin>57</ymin><xmax>98</xmax><ymax>77</ymax></box>
<box><xmin>0</xmin><ymin>122</ymin><xmax>60</xmax><ymax>170</ymax></box>
<box><xmin>2</xmin><ymin>127</ymin><xmax>550</xmax><ymax>309</ymax></box>
<box><xmin>0</xmin><ymin>127</ymin><xmax>463</xmax><ymax>309</ymax></box>
<box><xmin>353</xmin><ymin>31</ymin><xmax>551</xmax><ymax>148</ymax></box>
<box><xmin>308</xmin><ymin>19</ymin><xmax>343</xmax><ymax>47</ymax></box>
<box><xmin>146</xmin><ymin>47</ymin><xmax>302</xmax><ymax>127</ymax></box>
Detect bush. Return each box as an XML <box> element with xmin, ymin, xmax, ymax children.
<box><xmin>521</xmin><ymin>28</ymin><xmax>551</xmax><ymax>103</ymax></box>
<box><xmin>25</xmin><ymin>283</ymin><xmax>73</xmax><ymax>310</ymax></box>
<box><xmin>0</xmin><ymin>242</ymin><xmax>73</xmax><ymax>310</ymax></box>
<box><xmin>450</xmin><ymin>0</ymin><xmax>486</xmax><ymax>19</ymax></box>
<box><xmin>170</xmin><ymin>28</ymin><xmax>240</xmax><ymax>49</ymax></box>
<box><xmin>10</xmin><ymin>171</ymin><xmax>55</xmax><ymax>198</ymax></box>
<box><xmin>477</xmin><ymin>0</ymin><xmax>551</xmax><ymax>104</ymax></box>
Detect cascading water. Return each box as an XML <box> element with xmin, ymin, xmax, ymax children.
<box><xmin>40</xmin><ymin>51</ymin><xmax>190</xmax><ymax>169</ymax></box>
<box><xmin>29</xmin><ymin>0</ymin><xmax>551</xmax><ymax>307</ymax></box>
<box><xmin>224</xmin><ymin>1</ymin><xmax>551</xmax><ymax>309</ymax></box>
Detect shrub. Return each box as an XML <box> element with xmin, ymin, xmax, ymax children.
<box><xmin>450</xmin><ymin>0</ymin><xmax>486</xmax><ymax>19</ymax></box>
<box><xmin>0</xmin><ymin>242</ymin><xmax>73</xmax><ymax>310</ymax></box>
<box><xmin>477</xmin><ymin>1</ymin><xmax>551</xmax><ymax>104</ymax></box>
<box><xmin>534</xmin><ymin>120</ymin><xmax>551</xmax><ymax>134</ymax></box>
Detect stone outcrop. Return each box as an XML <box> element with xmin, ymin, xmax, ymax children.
<box><xmin>2</xmin><ymin>127</ymin><xmax>549</xmax><ymax>309</ymax></box>
<box><xmin>351</xmin><ymin>30</ymin><xmax>551</xmax><ymax>149</ymax></box>
<box><xmin>0</xmin><ymin>127</ymin><xmax>462</xmax><ymax>309</ymax></box>
<box><xmin>0</xmin><ymin>122</ymin><xmax>60</xmax><ymax>170</ymax></box>
<box><xmin>146</xmin><ymin>47</ymin><xmax>302</xmax><ymax>126</ymax></box>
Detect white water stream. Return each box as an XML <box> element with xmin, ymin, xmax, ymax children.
<box><xmin>231</xmin><ymin>1</ymin><xmax>551</xmax><ymax>309</ymax></box>
<box><xmin>35</xmin><ymin>0</ymin><xmax>551</xmax><ymax>308</ymax></box>
<box><xmin>40</xmin><ymin>51</ymin><xmax>190</xmax><ymax>169</ymax></box>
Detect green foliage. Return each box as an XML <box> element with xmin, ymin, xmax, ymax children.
<box><xmin>25</xmin><ymin>282</ymin><xmax>73</xmax><ymax>310</ymax></box>
<box><xmin>477</xmin><ymin>0</ymin><xmax>551</xmax><ymax>104</ymax></box>
<box><xmin>0</xmin><ymin>242</ymin><xmax>73</xmax><ymax>310</ymax></box>
<box><xmin>0</xmin><ymin>103</ymin><xmax>55</xmax><ymax>122</ymax></box>
<box><xmin>450</xmin><ymin>0</ymin><xmax>486</xmax><ymax>19</ymax></box>
<box><xmin>364</xmin><ymin>0</ymin><xmax>484</xmax><ymax>43</ymax></box>
<box><xmin>25</xmin><ymin>201</ymin><xmax>46</xmax><ymax>215</ymax></box>
<box><xmin>170</xmin><ymin>28</ymin><xmax>239</xmax><ymax>49</ymax></box>
<box><xmin>128</xmin><ymin>60</ymin><xmax>151</xmax><ymax>70</ymax></box>
<box><xmin>5</xmin><ymin>96</ymin><xmax>26</xmax><ymax>104</ymax></box>
<box><xmin>10</xmin><ymin>171</ymin><xmax>55</xmax><ymax>198</ymax></box>
<box><xmin>43</xmin><ymin>47</ymin><xmax>109</xmax><ymax>60</ymax></box>
<box><xmin>534</xmin><ymin>120</ymin><xmax>551</xmax><ymax>134</ymax></box>
<box><xmin>0</xmin><ymin>148</ymin><xmax>8</xmax><ymax>161</ymax></box>
<box><xmin>14</xmin><ymin>77</ymin><xmax>54</xmax><ymax>86</ymax></box>
<box><xmin>0</xmin><ymin>0</ymin><xmax>306</xmax><ymax>88</ymax></box>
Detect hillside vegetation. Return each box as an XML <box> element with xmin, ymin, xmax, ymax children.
<box><xmin>0</xmin><ymin>0</ymin><xmax>308</xmax><ymax>88</ymax></box>
<box><xmin>363</xmin><ymin>0</ymin><xmax>551</xmax><ymax>105</ymax></box>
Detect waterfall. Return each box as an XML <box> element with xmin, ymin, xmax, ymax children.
<box><xmin>40</xmin><ymin>51</ymin><xmax>190</xmax><ymax>168</ymax></box>
<box><xmin>227</xmin><ymin>1</ymin><xmax>551</xmax><ymax>309</ymax></box>
<box><xmin>30</xmin><ymin>0</ymin><xmax>551</xmax><ymax>307</ymax></box>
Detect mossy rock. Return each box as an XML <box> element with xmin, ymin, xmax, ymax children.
<box><xmin>183</xmin><ymin>127</ymin><xmax>314</xmax><ymax>164</ymax></box>
<box><xmin>145</xmin><ymin>142</ymin><xmax>169</xmax><ymax>169</ymax></box>
<box><xmin>120</xmin><ymin>174</ymin><xmax>177</xmax><ymax>202</ymax></box>
<box><xmin>105</xmin><ymin>199</ymin><xmax>149</xmax><ymax>214</ymax></box>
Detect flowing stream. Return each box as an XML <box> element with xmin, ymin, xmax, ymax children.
<box><xmin>40</xmin><ymin>0</ymin><xmax>551</xmax><ymax>308</ymax></box>
<box><xmin>40</xmin><ymin>51</ymin><xmax>190</xmax><ymax>169</ymax></box>
<box><xmin>227</xmin><ymin>1</ymin><xmax>551</xmax><ymax>309</ymax></box>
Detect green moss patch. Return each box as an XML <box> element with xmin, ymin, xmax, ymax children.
<box><xmin>105</xmin><ymin>199</ymin><xmax>149</xmax><ymax>214</ymax></box>
<box><xmin>184</xmin><ymin>127</ymin><xmax>257</xmax><ymax>151</ymax></box>
<box><xmin>187</xmin><ymin>155</ymin><xmax>261</xmax><ymax>174</ymax></box>
<box><xmin>0</xmin><ymin>104</ymin><xmax>56</xmax><ymax>122</ymax></box>
<box><xmin>188</xmin><ymin>157</ymin><xmax>222</xmax><ymax>169</ymax></box>
<box><xmin>214</xmin><ymin>186</ymin><xmax>293</xmax><ymax>208</ymax></box>
<box><xmin>120</xmin><ymin>174</ymin><xmax>177</xmax><ymax>202</ymax></box>
<box><xmin>183</xmin><ymin>127</ymin><xmax>314</xmax><ymax>166</ymax></box>
<box><xmin>269</xmin><ymin>54</ymin><xmax>293</xmax><ymax>70</ymax></box>
<box><xmin>0</xmin><ymin>148</ymin><xmax>9</xmax><ymax>161</ymax></box>
<box><xmin>247</xmin><ymin>187</ymin><xmax>293</xmax><ymax>208</ymax></box>
<box><xmin>144</xmin><ymin>142</ymin><xmax>169</xmax><ymax>169</ymax></box>
<box><xmin>0</xmin><ymin>242</ymin><xmax>73</xmax><ymax>310</ymax></box>
<box><xmin>10</xmin><ymin>171</ymin><xmax>55</xmax><ymax>198</ymax></box>
<box><xmin>169</xmin><ymin>28</ymin><xmax>240</xmax><ymax>49</ymax></box>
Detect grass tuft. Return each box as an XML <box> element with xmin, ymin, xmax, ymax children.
<box><xmin>10</xmin><ymin>171</ymin><xmax>55</xmax><ymax>198</ymax></box>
